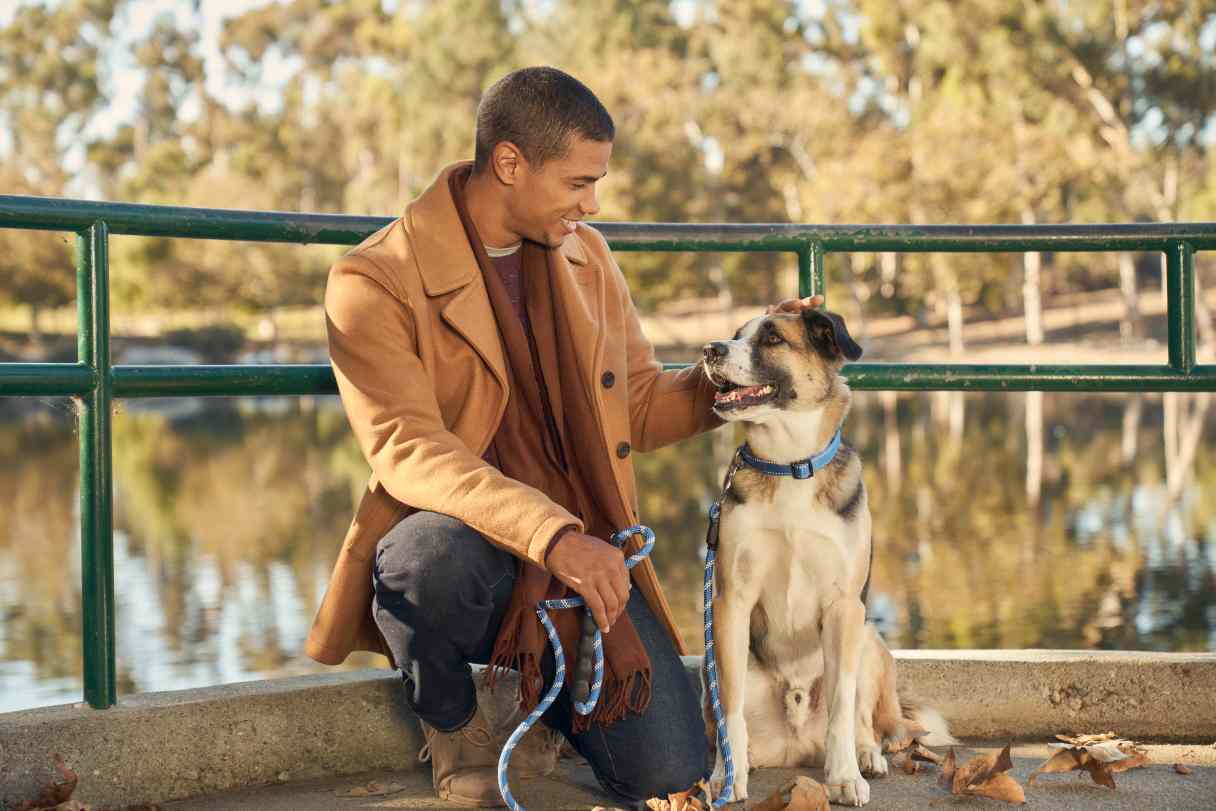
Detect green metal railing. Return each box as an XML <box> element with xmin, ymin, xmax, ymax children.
<box><xmin>1</xmin><ymin>194</ymin><xmax>1213</xmax><ymax>709</ymax></box>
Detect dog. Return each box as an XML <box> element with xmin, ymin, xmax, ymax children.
<box><xmin>700</xmin><ymin>307</ymin><xmax>953</xmax><ymax>806</ymax></box>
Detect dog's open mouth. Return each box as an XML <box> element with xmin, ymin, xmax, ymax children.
<box><xmin>713</xmin><ymin>380</ymin><xmax>778</xmax><ymax>410</ymax></box>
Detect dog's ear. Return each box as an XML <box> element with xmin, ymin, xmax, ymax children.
<box><xmin>802</xmin><ymin>309</ymin><xmax>863</xmax><ymax>362</ymax></box>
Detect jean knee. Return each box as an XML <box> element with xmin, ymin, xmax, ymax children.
<box><xmin>374</xmin><ymin>512</ymin><xmax>507</xmax><ymax>609</ymax></box>
<box><xmin>600</xmin><ymin>732</ymin><xmax>708</xmax><ymax>802</ymax></box>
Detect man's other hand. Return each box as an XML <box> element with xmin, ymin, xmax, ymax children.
<box><xmin>766</xmin><ymin>293</ymin><xmax>825</xmax><ymax>315</ymax></box>
<box><xmin>546</xmin><ymin>532</ymin><xmax>630</xmax><ymax>633</ymax></box>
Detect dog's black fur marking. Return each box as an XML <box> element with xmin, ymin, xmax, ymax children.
<box><xmin>802</xmin><ymin>309</ymin><xmax>862</xmax><ymax>363</ymax></box>
<box><xmin>837</xmin><ymin>480</ymin><xmax>864</xmax><ymax>521</ymax></box>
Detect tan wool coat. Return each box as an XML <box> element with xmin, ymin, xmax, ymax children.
<box><xmin>305</xmin><ymin>162</ymin><xmax>723</xmax><ymax>666</ymax></box>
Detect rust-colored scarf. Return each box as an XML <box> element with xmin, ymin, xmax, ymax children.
<box><xmin>448</xmin><ymin>167</ymin><xmax>650</xmax><ymax>732</ymax></box>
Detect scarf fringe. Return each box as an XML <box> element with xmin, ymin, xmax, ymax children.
<box><xmin>570</xmin><ymin>667</ymin><xmax>652</xmax><ymax>734</ymax></box>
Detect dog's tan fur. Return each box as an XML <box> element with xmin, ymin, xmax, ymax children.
<box><xmin>700</xmin><ymin>309</ymin><xmax>952</xmax><ymax>807</ymax></box>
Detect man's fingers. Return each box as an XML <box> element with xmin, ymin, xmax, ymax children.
<box><xmin>584</xmin><ymin>590</ymin><xmax>611</xmax><ymax>634</ymax></box>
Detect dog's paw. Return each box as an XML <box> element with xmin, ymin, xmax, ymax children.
<box><xmin>709</xmin><ymin>757</ymin><xmax>749</xmax><ymax>803</ymax></box>
<box><xmin>858</xmin><ymin>745</ymin><xmax>888</xmax><ymax>777</ymax></box>
<box><xmin>826</xmin><ymin>771</ymin><xmax>870</xmax><ymax>807</ymax></box>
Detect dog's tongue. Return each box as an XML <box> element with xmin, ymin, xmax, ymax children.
<box><xmin>715</xmin><ymin>383</ymin><xmax>772</xmax><ymax>404</ymax></box>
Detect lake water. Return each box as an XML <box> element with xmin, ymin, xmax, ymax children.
<box><xmin>1</xmin><ymin>389</ymin><xmax>1213</xmax><ymax>713</ymax></box>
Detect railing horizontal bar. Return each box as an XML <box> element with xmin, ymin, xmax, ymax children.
<box><xmin>112</xmin><ymin>365</ymin><xmax>338</xmax><ymax>397</ymax></box>
<box><xmin>8</xmin><ymin>362</ymin><xmax>1216</xmax><ymax>397</ymax></box>
<box><xmin>0</xmin><ymin>195</ymin><xmax>389</xmax><ymax>245</ymax></box>
<box><xmin>0</xmin><ymin>363</ymin><xmax>96</xmax><ymax>395</ymax></box>
<box><xmin>663</xmin><ymin>362</ymin><xmax>1216</xmax><ymax>391</ymax></box>
<box><xmin>5</xmin><ymin>195</ymin><xmax>1216</xmax><ymax>251</ymax></box>
<box><xmin>599</xmin><ymin>222</ymin><xmax>1216</xmax><ymax>252</ymax></box>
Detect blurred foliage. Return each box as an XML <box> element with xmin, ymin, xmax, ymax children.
<box><xmin>2</xmin><ymin>0</ymin><xmax>1215</xmax><ymax>318</ymax></box>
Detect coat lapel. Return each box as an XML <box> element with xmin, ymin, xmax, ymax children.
<box><xmin>548</xmin><ymin>232</ymin><xmax>605</xmax><ymax>404</ymax></box>
<box><xmin>406</xmin><ymin>164</ymin><xmax>509</xmax><ymax>395</ymax></box>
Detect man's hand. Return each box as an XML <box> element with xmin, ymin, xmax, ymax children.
<box><xmin>546</xmin><ymin>531</ymin><xmax>630</xmax><ymax>633</ymax></box>
<box><xmin>766</xmin><ymin>293</ymin><xmax>825</xmax><ymax>315</ymax></box>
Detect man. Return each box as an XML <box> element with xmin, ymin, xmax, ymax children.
<box><xmin>305</xmin><ymin>66</ymin><xmax>819</xmax><ymax>806</ymax></box>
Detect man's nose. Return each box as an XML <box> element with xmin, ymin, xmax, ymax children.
<box><xmin>580</xmin><ymin>187</ymin><xmax>600</xmax><ymax>217</ymax></box>
<box><xmin>703</xmin><ymin>342</ymin><xmax>728</xmax><ymax>361</ymax></box>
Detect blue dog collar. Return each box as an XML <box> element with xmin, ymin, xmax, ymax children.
<box><xmin>739</xmin><ymin>429</ymin><xmax>842</xmax><ymax>479</ymax></box>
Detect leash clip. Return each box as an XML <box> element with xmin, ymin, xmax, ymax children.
<box><xmin>791</xmin><ymin>460</ymin><xmax>813</xmax><ymax>479</ymax></box>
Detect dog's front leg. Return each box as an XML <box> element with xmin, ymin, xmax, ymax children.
<box><xmin>708</xmin><ymin>589</ymin><xmax>752</xmax><ymax>802</ymax></box>
<box><xmin>822</xmin><ymin>597</ymin><xmax>869</xmax><ymax>806</ymax></box>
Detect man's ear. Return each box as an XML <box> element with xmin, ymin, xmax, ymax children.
<box><xmin>490</xmin><ymin>141</ymin><xmax>523</xmax><ymax>186</ymax></box>
<box><xmin>802</xmin><ymin>309</ymin><xmax>863</xmax><ymax>362</ymax></box>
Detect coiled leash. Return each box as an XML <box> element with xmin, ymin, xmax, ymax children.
<box><xmin>497</xmin><ymin>525</ymin><xmax>654</xmax><ymax>811</ymax></box>
<box><xmin>495</xmin><ymin>453</ymin><xmax>772</xmax><ymax>811</ymax></box>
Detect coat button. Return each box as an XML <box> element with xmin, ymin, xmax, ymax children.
<box><xmin>616</xmin><ymin>441</ymin><xmax>631</xmax><ymax>459</ymax></box>
<box><xmin>601</xmin><ymin>370</ymin><xmax>615</xmax><ymax>388</ymax></box>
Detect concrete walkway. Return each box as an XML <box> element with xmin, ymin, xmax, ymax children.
<box><xmin>165</xmin><ymin>743</ymin><xmax>1216</xmax><ymax>810</ymax></box>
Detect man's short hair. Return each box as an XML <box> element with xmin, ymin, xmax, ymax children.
<box><xmin>474</xmin><ymin>67</ymin><xmax>614</xmax><ymax>173</ymax></box>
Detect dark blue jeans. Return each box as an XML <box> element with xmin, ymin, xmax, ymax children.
<box><xmin>371</xmin><ymin>510</ymin><xmax>708</xmax><ymax>803</ymax></box>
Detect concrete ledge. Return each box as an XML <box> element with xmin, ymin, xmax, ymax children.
<box><xmin>0</xmin><ymin>669</ymin><xmax>418</xmax><ymax>810</ymax></box>
<box><xmin>3</xmin><ymin>650</ymin><xmax>1215</xmax><ymax>808</ymax></box>
<box><xmin>892</xmin><ymin>649</ymin><xmax>1216</xmax><ymax>742</ymax></box>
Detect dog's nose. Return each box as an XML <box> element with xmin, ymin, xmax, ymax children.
<box><xmin>703</xmin><ymin>341</ymin><xmax>728</xmax><ymax>361</ymax></box>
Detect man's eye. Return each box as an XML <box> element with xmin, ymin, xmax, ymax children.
<box><xmin>571</xmin><ymin>183</ymin><xmax>586</xmax><ymax>190</ymax></box>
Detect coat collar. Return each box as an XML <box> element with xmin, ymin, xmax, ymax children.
<box><xmin>406</xmin><ymin>161</ymin><xmax>587</xmax><ymax>298</ymax></box>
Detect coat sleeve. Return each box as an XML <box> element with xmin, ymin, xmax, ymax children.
<box><xmin>588</xmin><ymin>232</ymin><xmax>724</xmax><ymax>452</ymax></box>
<box><xmin>325</xmin><ymin>252</ymin><xmax>583</xmax><ymax>567</ymax></box>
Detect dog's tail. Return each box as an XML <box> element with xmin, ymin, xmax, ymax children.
<box><xmin>890</xmin><ymin>698</ymin><xmax>958</xmax><ymax>748</ymax></box>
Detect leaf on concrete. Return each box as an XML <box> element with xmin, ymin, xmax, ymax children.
<box><xmin>912</xmin><ymin>743</ymin><xmax>945</xmax><ymax>765</ymax></box>
<box><xmin>885</xmin><ymin>721</ymin><xmax>930</xmax><ymax>754</ymax></box>
<box><xmin>892</xmin><ymin>752</ymin><xmax>920</xmax><ymax>774</ymax></box>
<box><xmin>1174</xmin><ymin>764</ymin><xmax>1193</xmax><ymax>775</ymax></box>
<box><xmin>14</xmin><ymin>754</ymin><xmax>80</xmax><ymax>811</ymax></box>
<box><xmin>937</xmin><ymin>747</ymin><xmax>957</xmax><ymax>788</ymax></box>
<box><xmin>752</xmin><ymin>776</ymin><xmax>830</xmax><ymax>811</ymax></box>
<box><xmin>1033</xmin><ymin>734</ymin><xmax>1148</xmax><ymax>789</ymax></box>
<box><xmin>947</xmin><ymin>745</ymin><xmax>1025</xmax><ymax>805</ymax></box>
<box><xmin>644</xmin><ymin>780</ymin><xmax>710</xmax><ymax>811</ymax></box>
<box><xmin>335</xmin><ymin>780</ymin><xmax>407</xmax><ymax>798</ymax></box>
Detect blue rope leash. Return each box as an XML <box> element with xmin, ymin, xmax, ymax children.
<box><xmin>496</xmin><ymin>525</ymin><xmax>654</xmax><ymax>811</ymax></box>
<box><xmin>703</xmin><ymin>503</ymin><xmax>734</xmax><ymax>807</ymax></box>
<box><xmin>495</xmin><ymin>517</ymin><xmax>735</xmax><ymax>809</ymax></box>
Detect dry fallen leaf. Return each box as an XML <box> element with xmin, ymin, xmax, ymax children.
<box><xmin>14</xmin><ymin>754</ymin><xmax>80</xmax><ymax>811</ymax></box>
<box><xmin>1174</xmin><ymin>763</ymin><xmax>1193</xmax><ymax>775</ymax></box>
<box><xmin>885</xmin><ymin>721</ymin><xmax>930</xmax><ymax>754</ymax></box>
<box><xmin>335</xmin><ymin>780</ymin><xmax>407</xmax><ymax>798</ymax></box>
<box><xmin>1031</xmin><ymin>734</ymin><xmax>1148</xmax><ymax>789</ymax></box>
<box><xmin>644</xmin><ymin>780</ymin><xmax>710</xmax><ymax>811</ymax></box>
<box><xmin>752</xmin><ymin>776</ymin><xmax>830</xmax><ymax>811</ymax></box>
<box><xmin>940</xmin><ymin>745</ymin><xmax>1025</xmax><ymax>805</ymax></box>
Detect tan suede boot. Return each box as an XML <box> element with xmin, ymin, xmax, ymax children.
<box><xmin>417</xmin><ymin>668</ymin><xmax>562</xmax><ymax>807</ymax></box>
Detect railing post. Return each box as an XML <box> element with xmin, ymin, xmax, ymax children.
<box><xmin>76</xmin><ymin>221</ymin><xmax>117</xmax><ymax>709</ymax></box>
<box><xmin>1166</xmin><ymin>241</ymin><xmax>1196</xmax><ymax>374</ymax></box>
<box><xmin>798</xmin><ymin>241</ymin><xmax>825</xmax><ymax>300</ymax></box>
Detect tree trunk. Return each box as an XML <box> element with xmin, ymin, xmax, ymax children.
<box><xmin>1021</xmin><ymin>208</ymin><xmax>1044</xmax><ymax>345</ymax></box>
<box><xmin>946</xmin><ymin>285</ymin><xmax>964</xmax><ymax>357</ymax></box>
<box><xmin>1167</xmin><ymin>393</ymin><xmax>1211</xmax><ymax>502</ymax></box>
<box><xmin>1121</xmin><ymin>394</ymin><xmax>1142</xmax><ymax>464</ymax></box>
<box><xmin>29</xmin><ymin>303</ymin><xmax>43</xmax><ymax>351</ymax></box>
<box><xmin>881</xmin><ymin>390</ymin><xmax>901</xmax><ymax>492</ymax></box>
<box><xmin>1118</xmin><ymin>252</ymin><xmax>1140</xmax><ymax>341</ymax></box>
<box><xmin>1025</xmin><ymin>390</ymin><xmax>1043</xmax><ymax>508</ymax></box>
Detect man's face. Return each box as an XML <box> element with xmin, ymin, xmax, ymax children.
<box><xmin>506</xmin><ymin>135</ymin><xmax>612</xmax><ymax>248</ymax></box>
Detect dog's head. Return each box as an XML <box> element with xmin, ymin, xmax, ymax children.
<box><xmin>701</xmin><ymin>307</ymin><xmax>861</xmax><ymax>422</ymax></box>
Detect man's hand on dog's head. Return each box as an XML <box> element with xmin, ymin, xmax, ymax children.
<box><xmin>766</xmin><ymin>294</ymin><xmax>825</xmax><ymax>315</ymax></box>
<box><xmin>546</xmin><ymin>532</ymin><xmax>631</xmax><ymax>633</ymax></box>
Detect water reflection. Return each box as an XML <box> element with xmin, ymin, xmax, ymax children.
<box><xmin>1</xmin><ymin>391</ymin><xmax>1213</xmax><ymax>712</ymax></box>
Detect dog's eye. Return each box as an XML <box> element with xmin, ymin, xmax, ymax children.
<box><xmin>764</xmin><ymin>332</ymin><xmax>784</xmax><ymax>346</ymax></box>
